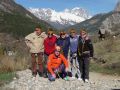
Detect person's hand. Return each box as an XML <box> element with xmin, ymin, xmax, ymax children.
<box><xmin>65</xmin><ymin>68</ymin><xmax>69</xmax><ymax>72</ymax></box>
<box><xmin>52</xmin><ymin>74</ymin><xmax>56</xmax><ymax>78</ymax></box>
<box><xmin>73</xmin><ymin>53</ymin><xmax>77</xmax><ymax>57</ymax></box>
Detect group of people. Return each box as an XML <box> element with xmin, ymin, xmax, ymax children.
<box><xmin>25</xmin><ymin>26</ymin><xmax>94</xmax><ymax>83</ymax></box>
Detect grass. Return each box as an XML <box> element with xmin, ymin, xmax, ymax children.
<box><xmin>0</xmin><ymin>72</ymin><xmax>15</xmax><ymax>82</ymax></box>
<box><xmin>90</xmin><ymin>36</ymin><xmax>120</xmax><ymax>75</ymax></box>
<box><xmin>90</xmin><ymin>61</ymin><xmax>120</xmax><ymax>75</ymax></box>
<box><xmin>0</xmin><ymin>55</ymin><xmax>30</xmax><ymax>86</ymax></box>
<box><xmin>0</xmin><ymin>56</ymin><xmax>30</xmax><ymax>73</ymax></box>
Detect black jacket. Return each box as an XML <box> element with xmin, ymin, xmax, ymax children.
<box><xmin>77</xmin><ymin>36</ymin><xmax>94</xmax><ymax>57</ymax></box>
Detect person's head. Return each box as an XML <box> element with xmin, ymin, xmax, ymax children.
<box><xmin>69</xmin><ymin>29</ymin><xmax>76</xmax><ymax>37</ymax></box>
<box><xmin>35</xmin><ymin>26</ymin><xmax>42</xmax><ymax>36</ymax></box>
<box><xmin>47</xmin><ymin>28</ymin><xmax>54</xmax><ymax>38</ymax></box>
<box><xmin>59</xmin><ymin>31</ymin><xmax>66</xmax><ymax>38</ymax></box>
<box><xmin>54</xmin><ymin>46</ymin><xmax>61</xmax><ymax>56</ymax></box>
<box><xmin>80</xmin><ymin>29</ymin><xmax>87</xmax><ymax>38</ymax></box>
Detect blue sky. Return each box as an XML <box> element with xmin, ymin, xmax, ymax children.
<box><xmin>15</xmin><ymin>0</ymin><xmax>118</xmax><ymax>15</ymax></box>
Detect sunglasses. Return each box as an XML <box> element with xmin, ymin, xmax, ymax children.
<box><xmin>60</xmin><ymin>33</ymin><xmax>65</xmax><ymax>35</ymax></box>
<box><xmin>55</xmin><ymin>50</ymin><xmax>60</xmax><ymax>52</ymax></box>
<box><xmin>70</xmin><ymin>32</ymin><xmax>75</xmax><ymax>33</ymax></box>
<box><xmin>48</xmin><ymin>33</ymin><xmax>53</xmax><ymax>35</ymax></box>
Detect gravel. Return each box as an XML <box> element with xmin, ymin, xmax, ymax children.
<box><xmin>1</xmin><ymin>69</ymin><xmax>120</xmax><ymax>90</ymax></box>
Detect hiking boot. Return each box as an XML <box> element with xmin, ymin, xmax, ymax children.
<box><xmin>32</xmin><ymin>72</ymin><xmax>37</xmax><ymax>77</ymax></box>
<box><xmin>85</xmin><ymin>79</ymin><xmax>89</xmax><ymax>83</ymax></box>
<box><xmin>78</xmin><ymin>78</ymin><xmax>82</xmax><ymax>81</ymax></box>
<box><xmin>38</xmin><ymin>71</ymin><xmax>43</xmax><ymax>77</ymax></box>
<box><xmin>70</xmin><ymin>76</ymin><xmax>76</xmax><ymax>80</ymax></box>
<box><xmin>64</xmin><ymin>76</ymin><xmax>69</xmax><ymax>81</ymax></box>
<box><xmin>43</xmin><ymin>73</ymin><xmax>48</xmax><ymax>78</ymax></box>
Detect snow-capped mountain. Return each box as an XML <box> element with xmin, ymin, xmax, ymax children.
<box><xmin>28</xmin><ymin>7</ymin><xmax>91</xmax><ymax>29</ymax></box>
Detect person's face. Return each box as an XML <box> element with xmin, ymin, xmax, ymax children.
<box><xmin>61</xmin><ymin>34</ymin><xmax>66</xmax><ymax>38</ymax></box>
<box><xmin>60</xmin><ymin>33</ymin><xmax>66</xmax><ymax>38</ymax></box>
<box><xmin>48</xmin><ymin>32</ymin><xmax>53</xmax><ymax>38</ymax></box>
<box><xmin>54</xmin><ymin>50</ymin><xmax>60</xmax><ymax>56</ymax></box>
<box><xmin>35</xmin><ymin>28</ymin><xmax>42</xmax><ymax>36</ymax></box>
<box><xmin>80</xmin><ymin>31</ymin><xmax>87</xmax><ymax>38</ymax></box>
<box><xmin>70</xmin><ymin>31</ymin><xmax>76</xmax><ymax>37</ymax></box>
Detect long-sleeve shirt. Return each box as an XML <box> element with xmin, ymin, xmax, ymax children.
<box><xmin>77</xmin><ymin>36</ymin><xmax>94</xmax><ymax>57</ymax></box>
<box><xmin>44</xmin><ymin>35</ymin><xmax>57</xmax><ymax>55</ymax></box>
<box><xmin>25</xmin><ymin>32</ymin><xmax>47</xmax><ymax>53</ymax></box>
<box><xmin>69</xmin><ymin>35</ymin><xmax>79</xmax><ymax>53</ymax></box>
<box><xmin>56</xmin><ymin>37</ymin><xmax>70</xmax><ymax>58</ymax></box>
<box><xmin>47</xmin><ymin>53</ymin><xmax>68</xmax><ymax>75</ymax></box>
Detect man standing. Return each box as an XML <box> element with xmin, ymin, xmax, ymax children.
<box><xmin>25</xmin><ymin>26</ymin><xmax>47</xmax><ymax>77</ymax></box>
<box><xmin>47</xmin><ymin>46</ymin><xmax>69</xmax><ymax>81</ymax></box>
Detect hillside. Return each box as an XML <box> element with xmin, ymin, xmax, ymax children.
<box><xmin>66</xmin><ymin>11</ymin><xmax>120</xmax><ymax>35</ymax></box>
<box><xmin>65</xmin><ymin>1</ymin><xmax>120</xmax><ymax>35</ymax></box>
<box><xmin>0</xmin><ymin>0</ymin><xmax>53</xmax><ymax>38</ymax></box>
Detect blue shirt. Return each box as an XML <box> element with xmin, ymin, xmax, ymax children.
<box><xmin>69</xmin><ymin>35</ymin><xmax>79</xmax><ymax>53</ymax></box>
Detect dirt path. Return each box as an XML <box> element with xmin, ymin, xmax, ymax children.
<box><xmin>1</xmin><ymin>69</ymin><xmax>120</xmax><ymax>90</ymax></box>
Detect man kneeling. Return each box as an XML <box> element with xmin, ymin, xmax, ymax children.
<box><xmin>47</xmin><ymin>46</ymin><xmax>69</xmax><ymax>81</ymax></box>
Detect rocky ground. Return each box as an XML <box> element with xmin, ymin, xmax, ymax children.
<box><xmin>1</xmin><ymin>69</ymin><xmax>120</xmax><ymax>90</ymax></box>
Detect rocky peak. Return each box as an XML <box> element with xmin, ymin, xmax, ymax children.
<box><xmin>0</xmin><ymin>0</ymin><xmax>16</xmax><ymax>12</ymax></box>
<box><xmin>114</xmin><ymin>0</ymin><xmax>120</xmax><ymax>12</ymax></box>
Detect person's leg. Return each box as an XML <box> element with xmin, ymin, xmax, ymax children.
<box><xmin>43</xmin><ymin>54</ymin><xmax>48</xmax><ymax>77</ymax></box>
<box><xmin>71</xmin><ymin>57</ymin><xmax>77</xmax><ymax>78</ymax></box>
<box><xmin>59</xmin><ymin>64</ymin><xmax>67</xmax><ymax>78</ymax></box>
<box><xmin>37</xmin><ymin>53</ymin><xmax>43</xmax><ymax>76</ymax></box>
<box><xmin>63</xmin><ymin>52</ymin><xmax>68</xmax><ymax>59</ymax></box>
<box><xmin>78</xmin><ymin>56</ymin><xmax>84</xmax><ymax>79</ymax></box>
<box><xmin>31</xmin><ymin>53</ymin><xmax>37</xmax><ymax>76</ymax></box>
<box><xmin>84</xmin><ymin>54</ymin><xmax>90</xmax><ymax>80</ymax></box>
<box><xmin>76</xmin><ymin>58</ymin><xmax>81</xmax><ymax>79</ymax></box>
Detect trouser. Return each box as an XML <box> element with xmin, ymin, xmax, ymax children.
<box><xmin>31</xmin><ymin>53</ymin><xmax>43</xmax><ymax>74</ymax></box>
<box><xmin>70</xmin><ymin>53</ymin><xmax>81</xmax><ymax>78</ymax></box>
<box><xmin>78</xmin><ymin>54</ymin><xmax>90</xmax><ymax>80</ymax></box>
<box><xmin>43</xmin><ymin>53</ymin><xmax>49</xmax><ymax>76</ymax></box>
<box><xmin>48</xmin><ymin>64</ymin><xmax>67</xmax><ymax>81</ymax></box>
<box><xmin>63</xmin><ymin>52</ymin><xmax>68</xmax><ymax>59</ymax></box>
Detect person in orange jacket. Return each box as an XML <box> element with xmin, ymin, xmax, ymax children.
<box><xmin>47</xmin><ymin>46</ymin><xmax>69</xmax><ymax>81</ymax></box>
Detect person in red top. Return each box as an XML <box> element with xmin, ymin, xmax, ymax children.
<box><xmin>44</xmin><ymin>29</ymin><xmax>57</xmax><ymax>55</ymax></box>
<box><xmin>47</xmin><ymin>46</ymin><xmax>69</xmax><ymax>81</ymax></box>
<box><xmin>43</xmin><ymin>28</ymin><xmax>57</xmax><ymax>77</ymax></box>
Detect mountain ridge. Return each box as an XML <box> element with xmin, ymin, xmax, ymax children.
<box><xmin>65</xmin><ymin>1</ymin><xmax>120</xmax><ymax>35</ymax></box>
<box><xmin>28</xmin><ymin>7</ymin><xmax>91</xmax><ymax>29</ymax></box>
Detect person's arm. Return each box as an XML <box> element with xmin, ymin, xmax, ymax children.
<box><xmin>25</xmin><ymin>34</ymin><xmax>34</xmax><ymax>48</ymax></box>
<box><xmin>47</xmin><ymin>55</ymin><xmax>55</xmax><ymax>75</ymax></box>
<box><xmin>88</xmin><ymin>39</ymin><xmax>94</xmax><ymax>57</ymax></box>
